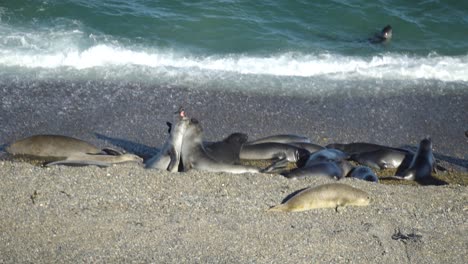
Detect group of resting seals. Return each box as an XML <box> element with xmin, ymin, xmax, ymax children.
<box><xmin>2</xmin><ymin>107</ymin><xmax>448</xmax><ymax>213</ymax></box>
<box><xmin>141</xmin><ymin>109</ymin><xmax>445</xmax><ymax>186</ymax></box>
<box><xmin>3</xmin><ymin>108</ymin><xmax>445</xmax><ymax>185</ymax></box>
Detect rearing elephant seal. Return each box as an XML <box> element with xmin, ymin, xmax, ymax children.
<box><xmin>268</xmin><ymin>183</ymin><xmax>370</xmax><ymax>212</ymax></box>
<box><xmin>6</xmin><ymin>134</ymin><xmax>142</xmax><ymax>167</ymax></box>
<box><xmin>146</xmin><ymin>111</ymin><xmax>190</xmax><ymax>172</ymax></box>
<box><xmin>181</xmin><ymin>118</ymin><xmax>277</xmax><ymax>174</ymax></box>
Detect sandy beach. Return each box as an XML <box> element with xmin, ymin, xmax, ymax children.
<box><xmin>0</xmin><ymin>161</ymin><xmax>466</xmax><ymax>263</ymax></box>
<box><xmin>1</xmin><ymin>79</ymin><xmax>467</xmax><ymax>263</ymax></box>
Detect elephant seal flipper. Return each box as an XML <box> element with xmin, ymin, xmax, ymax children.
<box><xmin>46</xmin><ymin>159</ymin><xmax>111</xmax><ymax>167</ymax></box>
<box><xmin>166</xmin><ymin>146</ymin><xmax>178</xmax><ymax>172</ymax></box>
<box><xmin>101</xmin><ymin>148</ymin><xmax>124</xmax><ymax>156</ymax></box>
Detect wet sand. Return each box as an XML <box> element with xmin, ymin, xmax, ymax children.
<box><xmin>0</xmin><ymin>79</ymin><xmax>467</xmax><ymax>263</ymax></box>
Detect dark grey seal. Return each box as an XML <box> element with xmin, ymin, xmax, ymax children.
<box><xmin>393</xmin><ymin>138</ymin><xmax>446</xmax><ymax>185</ymax></box>
<box><xmin>282</xmin><ymin>160</ymin><xmax>353</xmax><ymax>180</ymax></box>
<box><xmin>239</xmin><ymin>142</ymin><xmax>309</xmax><ymax>162</ymax></box>
<box><xmin>297</xmin><ymin>148</ymin><xmax>349</xmax><ymax>168</ymax></box>
<box><xmin>369</xmin><ymin>24</ymin><xmax>392</xmax><ymax>44</ymax></box>
<box><xmin>348</xmin><ymin>166</ymin><xmax>379</xmax><ymax>183</ymax></box>
<box><xmin>350</xmin><ymin>148</ymin><xmax>412</xmax><ymax>170</ymax></box>
<box><xmin>204</xmin><ymin>133</ymin><xmax>248</xmax><ymax>165</ymax></box>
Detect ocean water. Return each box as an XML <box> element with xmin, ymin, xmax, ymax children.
<box><xmin>0</xmin><ymin>0</ymin><xmax>467</xmax><ymax>95</ymax></box>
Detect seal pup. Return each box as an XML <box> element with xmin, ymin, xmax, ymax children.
<box><xmin>394</xmin><ymin>138</ymin><xmax>436</xmax><ymax>181</ymax></box>
<box><xmin>297</xmin><ymin>148</ymin><xmax>349</xmax><ymax>168</ymax></box>
<box><xmin>350</xmin><ymin>148</ymin><xmax>411</xmax><ymax>170</ymax></box>
<box><xmin>282</xmin><ymin>160</ymin><xmax>353</xmax><ymax>180</ymax></box>
<box><xmin>348</xmin><ymin>166</ymin><xmax>379</xmax><ymax>183</ymax></box>
<box><xmin>369</xmin><ymin>25</ymin><xmax>392</xmax><ymax>44</ymax></box>
<box><xmin>46</xmin><ymin>153</ymin><xmax>143</xmax><ymax>167</ymax></box>
<box><xmin>245</xmin><ymin>134</ymin><xmax>310</xmax><ymax>145</ymax></box>
<box><xmin>203</xmin><ymin>133</ymin><xmax>248</xmax><ymax>165</ymax></box>
<box><xmin>146</xmin><ymin>110</ymin><xmax>190</xmax><ymax>172</ymax></box>
<box><xmin>239</xmin><ymin>142</ymin><xmax>309</xmax><ymax>162</ymax></box>
<box><xmin>181</xmin><ymin>118</ymin><xmax>276</xmax><ymax>174</ymax></box>
<box><xmin>268</xmin><ymin>183</ymin><xmax>370</xmax><ymax>212</ymax></box>
<box><xmin>6</xmin><ymin>134</ymin><xmax>142</xmax><ymax>167</ymax></box>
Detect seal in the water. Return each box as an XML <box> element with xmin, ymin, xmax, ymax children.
<box><xmin>348</xmin><ymin>166</ymin><xmax>379</xmax><ymax>183</ymax></box>
<box><xmin>146</xmin><ymin>110</ymin><xmax>190</xmax><ymax>171</ymax></box>
<box><xmin>181</xmin><ymin>118</ymin><xmax>277</xmax><ymax>174</ymax></box>
<box><xmin>204</xmin><ymin>133</ymin><xmax>248</xmax><ymax>164</ymax></box>
<box><xmin>350</xmin><ymin>148</ymin><xmax>411</xmax><ymax>170</ymax></box>
<box><xmin>245</xmin><ymin>134</ymin><xmax>310</xmax><ymax>145</ymax></box>
<box><xmin>239</xmin><ymin>142</ymin><xmax>309</xmax><ymax>162</ymax></box>
<box><xmin>6</xmin><ymin>134</ymin><xmax>142</xmax><ymax>167</ymax></box>
<box><xmin>394</xmin><ymin>138</ymin><xmax>436</xmax><ymax>181</ymax></box>
<box><xmin>268</xmin><ymin>183</ymin><xmax>370</xmax><ymax>212</ymax></box>
<box><xmin>282</xmin><ymin>160</ymin><xmax>353</xmax><ymax>180</ymax></box>
<box><xmin>369</xmin><ymin>24</ymin><xmax>392</xmax><ymax>44</ymax></box>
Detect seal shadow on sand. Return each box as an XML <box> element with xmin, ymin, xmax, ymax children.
<box><xmin>280</xmin><ymin>187</ymin><xmax>309</xmax><ymax>204</ymax></box>
<box><xmin>94</xmin><ymin>133</ymin><xmax>158</xmax><ymax>161</ymax></box>
<box><xmin>400</xmin><ymin>145</ymin><xmax>468</xmax><ymax>170</ymax></box>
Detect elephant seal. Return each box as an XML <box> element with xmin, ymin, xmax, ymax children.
<box><xmin>350</xmin><ymin>148</ymin><xmax>411</xmax><ymax>170</ymax></box>
<box><xmin>268</xmin><ymin>183</ymin><xmax>370</xmax><ymax>212</ymax></box>
<box><xmin>394</xmin><ymin>138</ymin><xmax>436</xmax><ymax>181</ymax></box>
<box><xmin>282</xmin><ymin>160</ymin><xmax>353</xmax><ymax>180</ymax></box>
<box><xmin>239</xmin><ymin>142</ymin><xmax>309</xmax><ymax>162</ymax></box>
<box><xmin>348</xmin><ymin>166</ymin><xmax>379</xmax><ymax>183</ymax></box>
<box><xmin>245</xmin><ymin>134</ymin><xmax>310</xmax><ymax>145</ymax></box>
<box><xmin>204</xmin><ymin>133</ymin><xmax>248</xmax><ymax>164</ymax></box>
<box><xmin>297</xmin><ymin>148</ymin><xmax>349</xmax><ymax>168</ymax></box>
<box><xmin>326</xmin><ymin>142</ymin><xmax>407</xmax><ymax>155</ymax></box>
<box><xmin>286</xmin><ymin>142</ymin><xmax>325</xmax><ymax>153</ymax></box>
<box><xmin>369</xmin><ymin>25</ymin><xmax>392</xmax><ymax>44</ymax></box>
<box><xmin>6</xmin><ymin>134</ymin><xmax>142</xmax><ymax>167</ymax></box>
<box><xmin>181</xmin><ymin>118</ymin><xmax>276</xmax><ymax>174</ymax></box>
<box><xmin>146</xmin><ymin>112</ymin><xmax>190</xmax><ymax>171</ymax></box>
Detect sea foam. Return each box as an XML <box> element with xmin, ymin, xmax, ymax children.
<box><xmin>1</xmin><ymin>43</ymin><xmax>467</xmax><ymax>83</ymax></box>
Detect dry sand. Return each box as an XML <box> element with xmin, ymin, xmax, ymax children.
<box><xmin>0</xmin><ymin>161</ymin><xmax>466</xmax><ymax>263</ymax></box>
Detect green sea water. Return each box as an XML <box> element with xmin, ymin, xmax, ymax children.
<box><xmin>0</xmin><ymin>0</ymin><xmax>467</xmax><ymax>92</ymax></box>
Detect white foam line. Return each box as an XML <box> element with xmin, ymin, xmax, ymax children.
<box><xmin>0</xmin><ymin>44</ymin><xmax>467</xmax><ymax>82</ymax></box>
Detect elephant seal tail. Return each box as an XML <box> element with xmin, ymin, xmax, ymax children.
<box><xmin>267</xmin><ymin>204</ymin><xmax>289</xmax><ymax>212</ymax></box>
